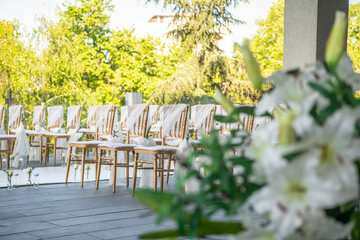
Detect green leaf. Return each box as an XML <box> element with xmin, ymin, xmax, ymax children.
<box><xmin>308</xmin><ymin>81</ymin><xmax>336</xmax><ymax>101</ymax></box>
<box><xmin>139</xmin><ymin>220</ymin><xmax>244</xmax><ymax>239</ymax></box>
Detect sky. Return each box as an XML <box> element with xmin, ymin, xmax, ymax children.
<box><xmin>0</xmin><ymin>0</ymin><xmax>359</xmax><ymax>53</ymax></box>
<box><xmin>0</xmin><ymin>0</ymin><xmax>276</xmax><ymax>42</ymax></box>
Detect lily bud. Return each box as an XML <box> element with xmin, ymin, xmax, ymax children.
<box><xmin>325</xmin><ymin>11</ymin><xmax>347</xmax><ymax>71</ymax></box>
<box><xmin>214</xmin><ymin>88</ymin><xmax>235</xmax><ymax>114</ymax></box>
<box><xmin>236</xmin><ymin>40</ymin><xmax>263</xmax><ymax>91</ymax></box>
<box><xmin>275</xmin><ymin>108</ymin><xmax>296</xmax><ymax>146</ymax></box>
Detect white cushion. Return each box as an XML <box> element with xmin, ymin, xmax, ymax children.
<box><xmin>134</xmin><ymin>146</ymin><xmax>177</xmax><ymax>152</ymax></box>
<box><xmin>98</xmin><ymin>143</ymin><xmax>137</xmax><ymax>149</ymax></box>
<box><xmin>69</xmin><ymin>140</ymin><xmax>103</xmax><ymax>145</ymax></box>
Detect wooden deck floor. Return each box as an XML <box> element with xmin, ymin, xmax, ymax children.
<box><xmin>0</xmin><ymin>180</ymin><xmax>177</xmax><ymax>240</ymax></box>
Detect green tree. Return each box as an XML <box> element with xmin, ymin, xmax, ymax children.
<box><xmin>150</xmin><ymin>0</ymin><xmax>247</xmax><ymax>89</ymax></box>
<box><xmin>348</xmin><ymin>2</ymin><xmax>360</xmax><ymax>73</ymax></box>
<box><xmin>249</xmin><ymin>0</ymin><xmax>284</xmax><ymax>78</ymax></box>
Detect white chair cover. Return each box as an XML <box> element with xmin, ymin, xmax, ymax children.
<box><xmin>120</xmin><ymin>106</ymin><xmax>129</xmax><ymax>131</ymax></box>
<box><xmin>148</xmin><ymin>105</ymin><xmax>159</xmax><ymax>125</ymax></box>
<box><xmin>161</xmin><ymin>104</ymin><xmax>189</xmax><ymax>146</ymax></box>
<box><xmin>47</xmin><ymin>106</ymin><xmax>64</xmax><ymax>132</ymax></box>
<box><xmin>32</xmin><ymin>105</ymin><xmax>45</xmax><ymax>127</ymax></box>
<box><xmin>8</xmin><ymin>105</ymin><xmax>23</xmax><ymax>132</ymax></box>
<box><xmin>192</xmin><ymin>104</ymin><xmax>215</xmax><ymax>132</ymax></box>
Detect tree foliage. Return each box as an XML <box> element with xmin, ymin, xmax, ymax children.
<box><xmin>0</xmin><ymin>0</ymin><xmax>178</xmax><ymax>128</ymax></box>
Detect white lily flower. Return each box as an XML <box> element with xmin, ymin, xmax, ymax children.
<box><xmin>303</xmin><ymin>107</ymin><xmax>360</xmax><ymax>203</ymax></box>
<box><xmin>245</xmin><ymin>123</ymin><xmax>287</xmax><ymax>183</ymax></box>
<box><xmin>289</xmin><ymin>211</ymin><xmax>354</xmax><ymax>240</ymax></box>
<box><xmin>248</xmin><ymin>158</ymin><xmax>340</xmax><ymax>239</ymax></box>
<box><xmin>229</xmin><ymin>228</ymin><xmax>276</xmax><ymax>240</ymax></box>
<box><xmin>336</xmin><ymin>53</ymin><xmax>360</xmax><ymax>91</ymax></box>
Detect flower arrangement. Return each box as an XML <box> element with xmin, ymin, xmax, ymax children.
<box><xmin>5</xmin><ymin>170</ymin><xmax>14</xmax><ymax>190</ymax></box>
<box><xmin>134</xmin><ymin>11</ymin><xmax>360</xmax><ymax>240</ymax></box>
<box><xmin>73</xmin><ymin>163</ymin><xmax>78</xmax><ymax>180</ymax></box>
<box><xmin>86</xmin><ymin>164</ymin><xmax>90</xmax><ymax>179</ymax></box>
<box><xmin>26</xmin><ymin>167</ymin><xmax>33</xmax><ymax>185</ymax></box>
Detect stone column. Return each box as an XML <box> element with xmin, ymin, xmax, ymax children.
<box><xmin>125</xmin><ymin>92</ymin><xmax>142</xmax><ymax>106</ymax></box>
<box><xmin>283</xmin><ymin>0</ymin><xmax>348</xmax><ymax>70</ymax></box>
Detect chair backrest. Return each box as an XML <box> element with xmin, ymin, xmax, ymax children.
<box><xmin>220</xmin><ymin>105</ymin><xmax>255</xmax><ymax>133</ymax></box>
<box><xmin>8</xmin><ymin>105</ymin><xmax>24</xmax><ymax>134</ymax></box>
<box><xmin>126</xmin><ymin>104</ymin><xmax>149</xmax><ymax>143</ymax></box>
<box><xmin>95</xmin><ymin>105</ymin><xmax>117</xmax><ymax>138</ymax></box>
<box><xmin>120</xmin><ymin>106</ymin><xmax>129</xmax><ymax>131</ymax></box>
<box><xmin>66</xmin><ymin>106</ymin><xmax>82</xmax><ymax>133</ymax></box>
<box><xmin>87</xmin><ymin>106</ymin><xmax>98</xmax><ymax>129</ymax></box>
<box><xmin>47</xmin><ymin>106</ymin><xmax>64</xmax><ymax>131</ymax></box>
<box><xmin>148</xmin><ymin>105</ymin><xmax>159</xmax><ymax>126</ymax></box>
<box><xmin>193</xmin><ymin>105</ymin><xmax>216</xmax><ymax>138</ymax></box>
<box><xmin>0</xmin><ymin>105</ymin><xmax>5</xmax><ymax>130</ymax></box>
<box><xmin>160</xmin><ymin>104</ymin><xmax>189</xmax><ymax>145</ymax></box>
<box><xmin>32</xmin><ymin>105</ymin><xmax>46</xmax><ymax>128</ymax></box>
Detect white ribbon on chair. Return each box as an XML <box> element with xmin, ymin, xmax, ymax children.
<box><xmin>13</xmin><ymin>123</ymin><xmax>30</xmax><ymax>168</ymax></box>
<box><xmin>8</xmin><ymin>106</ymin><xmax>23</xmax><ymax>131</ymax></box>
<box><xmin>126</xmin><ymin>104</ymin><xmax>148</xmax><ymax>135</ymax></box>
<box><xmin>161</xmin><ymin>104</ymin><xmax>188</xmax><ymax>146</ymax></box>
<box><xmin>193</xmin><ymin>104</ymin><xmax>215</xmax><ymax>132</ymax></box>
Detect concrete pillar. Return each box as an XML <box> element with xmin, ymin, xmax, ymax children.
<box><xmin>125</xmin><ymin>92</ymin><xmax>142</xmax><ymax>106</ymax></box>
<box><xmin>283</xmin><ymin>0</ymin><xmax>348</xmax><ymax>70</ymax></box>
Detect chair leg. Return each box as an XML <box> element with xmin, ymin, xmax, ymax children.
<box><xmin>40</xmin><ymin>137</ymin><xmax>43</xmax><ymax>165</ymax></box>
<box><xmin>45</xmin><ymin>138</ymin><xmax>49</xmax><ymax>166</ymax></box>
<box><xmin>80</xmin><ymin>149</ymin><xmax>86</xmax><ymax>187</ymax></box>
<box><xmin>132</xmin><ymin>153</ymin><xmax>138</xmax><ymax>195</ymax></box>
<box><xmin>153</xmin><ymin>154</ymin><xmax>157</xmax><ymax>192</ymax></box>
<box><xmin>113</xmin><ymin>153</ymin><xmax>117</xmax><ymax>193</ymax></box>
<box><xmin>65</xmin><ymin>146</ymin><xmax>72</xmax><ymax>184</ymax></box>
<box><xmin>166</xmin><ymin>154</ymin><xmax>172</xmax><ymax>183</ymax></box>
<box><xmin>160</xmin><ymin>154</ymin><xmax>164</xmax><ymax>192</ymax></box>
<box><xmin>96</xmin><ymin>150</ymin><xmax>102</xmax><ymax>190</ymax></box>
<box><xmin>53</xmin><ymin>139</ymin><xmax>57</xmax><ymax>166</ymax></box>
<box><xmin>126</xmin><ymin>151</ymin><xmax>129</xmax><ymax>187</ymax></box>
<box><xmin>94</xmin><ymin>147</ymin><xmax>98</xmax><ymax>180</ymax></box>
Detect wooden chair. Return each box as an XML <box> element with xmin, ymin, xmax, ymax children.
<box><xmin>97</xmin><ymin>104</ymin><xmax>149</xmax><ymax>192</ymax></box>
<box><xmin>132</xmin><ymin>146</ymin><xmax>177</xmax><ymax>194</ymax></box>
<box><xmin>27</xmin><ymin>106</ymin><xmax>46</xmax><ymax>164</ymax></box>
<box><xmin>66</xmin><ymin>105</ymin><xmax>117</xmax><ymax>187</ymax></box>
<box><xmin>8</xmin><ymin>105</ymin><xmax>23</xmax><ymax>134</ymax></box>
<box><xmin>0</xmin><ymin>105</ymin><xmax>5</xmax><ymax>131</ymax></box>
<box><xmin>157</xmin><ymin>105</ymin><xmax>189</xmax><ymax>146</ymax></box>
<box><xmin>142</xmin><ymin>105</ymin><xmax>188</xmax><ymax>185</ymax></box>
<box><xmin>95</xmin><ymin>105</ymin><xmax>117</xmax><ymax>140</ymax></box>
<box><xmin>0</xmin><ymin>135</ymin><xmax>16</xmax><ymax>168</ymax></box>
<box><xmin>82</xmin><ymin>106</ymin><xmax>98</xmax><ymax>144</ymax></box>
<box><xmin>120</xmin><ymin>106</ymin><xmax>129</xmax><ymax>135</ymax></box>
<box><xmin>148</xmin><ymin>105</ymin><xmax>160</xmax><ymax>127</ymax></box>
<box><xmin>192</xmin><ymin>105</ymin><xmax>216</xmax><ymax>140</ymax></box>
<box><xmin>44</xmin><ymin>106</ymin><xmax>82</xmax><ymax>166</ymax></box>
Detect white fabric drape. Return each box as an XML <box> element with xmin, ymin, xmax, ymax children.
<box><xmin>135</xmin><ymin>137</ymin><xmax>157</xmax><ymax>189</ymax></box>
<box><xmin>148</xmin><ymin>105</ymin><xmax>159</xmax><ymax>126</ymax></box>
<box><xmin>126</xmin><ymin>104</ymin><xmax>148</xmax><ymax>135</ymax></box>
<box><xmin>120</xmin><ymin>106</ymin><xmax>129</xmax><ymax>130</ymax></box>
<box><xmin>32</xmin><ymin>106</ymin><xmax>45</xmax><ymax>127</ymax></box>
<box><xmin>13</xmin><ymin>123</ymin><xmax>30</xmax><ymax>168</ymax></box>
<box><xmin>160</xmin><ymin>104</ymin><xmax>188</xmax><ymax>146</ymax></box>
<box><xmin>47</xmin><ymin>106</ymin><xmax>64</xmax><ymax>131</ymax></box>
<box><xmin>8</xmin><ymin>105</ymin><xmax>23</xmax><ymax>131</ymax></box>
<box><xmin>193</xmin><ymin>104</ymin><xmax>215</xmax><ymax>132</ymax></box>
<box><xmin>87</xmin><ymin>106</ymin><xmax>97</xmax><ymax>126</ymax></box>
